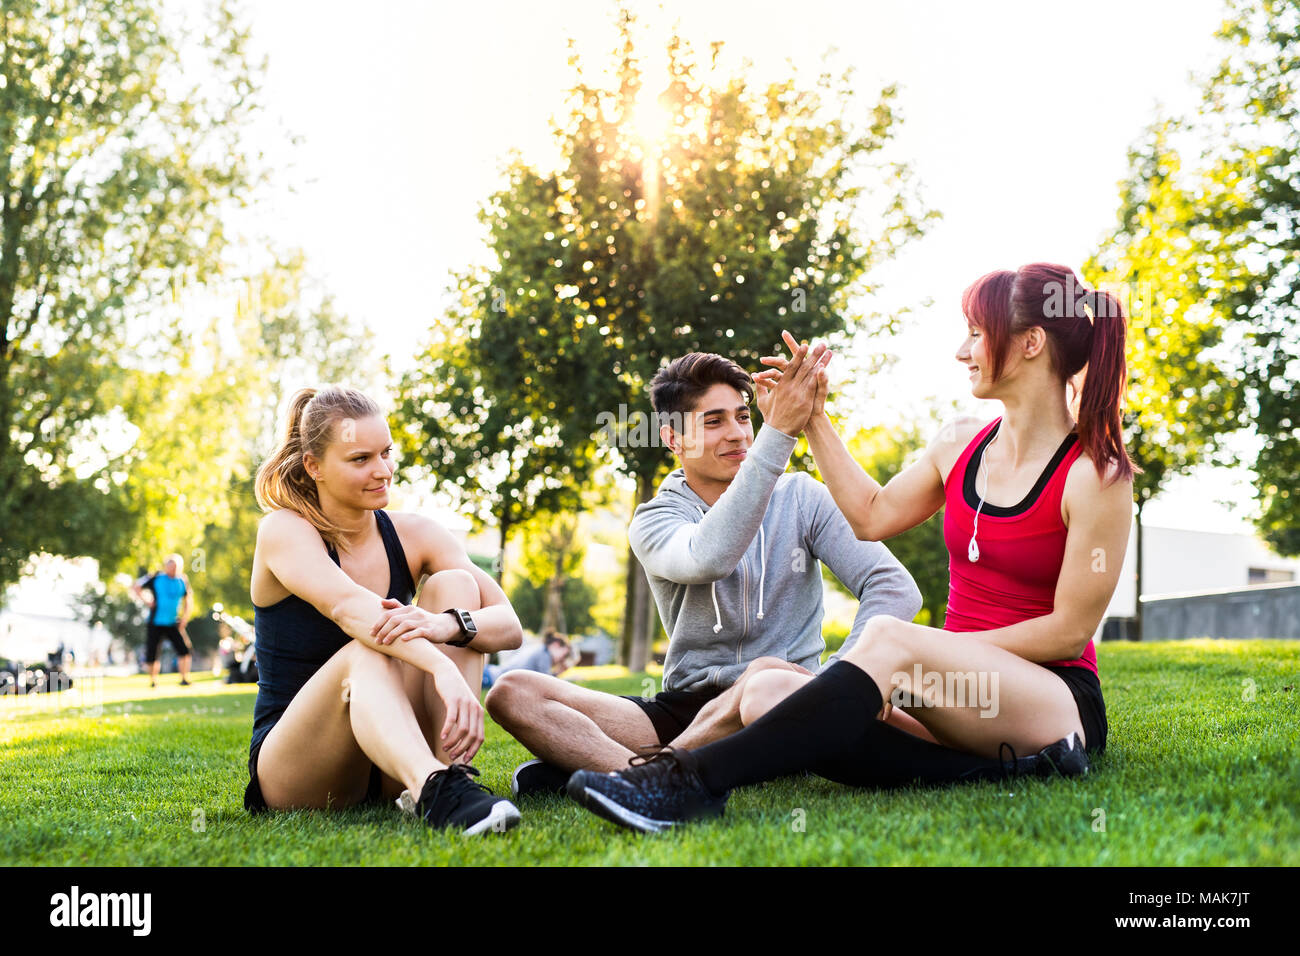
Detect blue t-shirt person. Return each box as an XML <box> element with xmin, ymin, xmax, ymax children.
<box><xmin>141</xmin><ymin>572</ymin><xmax>189</xmax><ymax>626</ymax></box>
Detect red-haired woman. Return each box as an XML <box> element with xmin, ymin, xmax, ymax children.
<box><xmin>567</xmin><ymin>263</ymin><xmax>1137</xmax><ymax>832</ymax></box>
<box><xmin>245</xmin><ymin>385</ymin><xmax>523</xmax><ymax>834</ymax></box>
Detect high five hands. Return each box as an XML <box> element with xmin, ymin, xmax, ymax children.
<box><xmin>754</xmin><ymin>330</ymin><xmax>832</xmax><ymax>435</ymax></box>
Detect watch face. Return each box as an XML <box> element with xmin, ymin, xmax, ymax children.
<box><xmin>461</xmin><ymin>611</ymin><xmax>477</xmax><ymax>633</ymax></box>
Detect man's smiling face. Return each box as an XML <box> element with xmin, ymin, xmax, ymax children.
<box><xmin>667</xmin><ymin>383</ymin><xmax>754</xmax><ymax>484</ymax></box>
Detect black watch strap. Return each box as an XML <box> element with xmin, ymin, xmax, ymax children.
<box><xmin>444</xmin><ymin>608</ymin><xmax>478</xmax><ymax>647</ymax></box>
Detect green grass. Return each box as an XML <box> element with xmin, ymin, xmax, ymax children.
<box><xmin>2</xmin><ymin>640</ymin><xmax>1296</xmax><ymax>866</ymax></box>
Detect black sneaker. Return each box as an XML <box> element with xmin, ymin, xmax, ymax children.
<box><xmin>417</xmin><ymin>765</ymin><xmax>521</xmax><ymax>835</ymax></box>
<box><xmin>510</xmin><ymin>759</ymin><xmax>571</xmax><ymax>799</ymax></box>
<box><xmin>996</xmin><ymin>732</ymin><xmax>1089</xmax><ymax>779</ymax></box>
<box><xmin>566</xmin><ymin>747</ymin><xmax>726</xmax><ymax>833</ymax></box>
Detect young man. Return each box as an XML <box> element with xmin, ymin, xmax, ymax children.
<box><xmin>486</xmin><ymin>347</ymin><xmax>922</xmax><ymax>797</ymax></box>
<box><xmin>131</xmin><ymin>554</ymin><xmax>194</xmax><ymax>688</ymax></box>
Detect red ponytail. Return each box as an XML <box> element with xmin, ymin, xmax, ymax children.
<box><xmin>1076</xmin><ymin>288</ymin><xmax>1135</xmax><ymax>484</ymax></box>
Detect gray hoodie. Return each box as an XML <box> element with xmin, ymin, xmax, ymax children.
<box><xmin>629</xmin><ymin>424</ymin><xmax>923</xmax><ymax>693</ymax></box>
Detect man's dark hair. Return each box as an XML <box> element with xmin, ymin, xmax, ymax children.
<box><xmin>649</xmin><ymin>353</ymin><xmax>754</xmax><ymax>424</ymax></box>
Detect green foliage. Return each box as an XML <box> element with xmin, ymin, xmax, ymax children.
<box><xmin>1196</xmin><ymin>0</ymin><xmax>1300</xmax><ymax>553</ymax></box>
<box><xmin>0</xmin><ymin>0</ymin><xmax>262</xmax><ymax>588</ymax></box>
<box><xmin>1086</xmin><ymin>120</ymin><xmax>1244</xmax><ymax>514</ymax></box>
<box><xmin>507</xmin><ymin>575</ymin><xmax>597</xmax><ymax>636</ymax></box>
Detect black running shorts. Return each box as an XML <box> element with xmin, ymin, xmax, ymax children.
<box><xmin>144</xmin><ymin>624</ymin><xmax>192</xmax><ymax>664</ymax></box>
<box><xmin>620</xmin><ymin>686</ymin><xmax>723</xmax><ymax>745</ymax></box>
<box><xmin>1042</xmin><ymin>664</ymin><xmax>1107</xmax><ymax>753</ymax></box>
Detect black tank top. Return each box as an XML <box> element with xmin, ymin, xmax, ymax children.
<box><xmin>248</xmin><ymin>509</ymin><xmax>417</xmax><ymax>753</ymax></box>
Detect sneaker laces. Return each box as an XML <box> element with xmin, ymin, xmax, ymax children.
<box><xmin>625</xmin><ymin>746</ymin><xmax>695</xmax><ymax>785</ymax></box>
<box><xmin>997</xmin><ymin>741</ymin><xmax>1021</xmax><ymax>781</ymax></box>
<box><xmin>420</xmin><ymin>764</ymin><xmax>492</xmax><ymax>821</ymax></box>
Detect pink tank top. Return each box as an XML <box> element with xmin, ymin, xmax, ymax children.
<box><xmin>942</xmin><ymin>418</ymin><xmax>1097</xmax><ymax>675</ymax></box>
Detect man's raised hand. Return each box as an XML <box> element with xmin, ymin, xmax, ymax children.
<box><xmin>753</xmin><ymin>330</ymin><xmax>832</xmax><ymax>435</ymax></box>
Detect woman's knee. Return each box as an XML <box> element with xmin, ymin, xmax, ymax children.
<box><xmin>741</xmin><ymin>656</ymin><xmax>792</xmax><ymax>678</ymax></box>
<box><xmin>417</xmin><ymin>568</ymin><xmax>480</xmax><ymax>612</ymax></box>
<box><xmin>843</xmin><ymin>615</ymin><xmax>909</xmax><ymax>666</ymax></box>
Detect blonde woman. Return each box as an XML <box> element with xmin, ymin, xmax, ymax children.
<box><xmin>245</xmin><ymin>385</ymin><xmax>523</xmax><ymax>834</ymax></box>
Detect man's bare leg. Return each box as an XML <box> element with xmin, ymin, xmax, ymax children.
<box><xmin>485</xmin><ymin>671</ymin><xmax>660</xmax><ymax>773</ymax></box>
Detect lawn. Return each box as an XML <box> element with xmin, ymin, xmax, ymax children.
<box><xmin>1</xmin><ymin>639</ymin><xmax>1296</xmax><ymax>866</ymax></box>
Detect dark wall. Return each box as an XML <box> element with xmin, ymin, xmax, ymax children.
<box><xmin>1140</xmin><ymin>584</ymin><xmax>1300</xmax><ymax>640</ymax></box>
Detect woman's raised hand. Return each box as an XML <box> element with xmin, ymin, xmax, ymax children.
<box><xmin>754</xmin><ymin>330</ymin><xmax>833</xmax><ymax>434</ymax></box>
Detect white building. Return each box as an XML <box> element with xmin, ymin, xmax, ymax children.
<box><xmin>0</xmin><ymin>555</ymin><xmax>115</xmax><ymax>666</ymax></box>
<box><xmin>1102</xmin><ymin>523</ymin><xmax>1300</xmax><ymax>619</ymax></box>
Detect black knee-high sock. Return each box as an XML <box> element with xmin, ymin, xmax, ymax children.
<box><xmin>693</xmin><ymin>661</ymin><xmax>884</xmax><ymax>794</ymax></box>
<box><xmin>809</xmin><ymin>720</ymin><xmax>1012</xmax><ymax>788</ymax></box>
<box><xmin>692</xmin><ymin>660</ymin><xmax>1014</xmax><ymax>795</ymax></box>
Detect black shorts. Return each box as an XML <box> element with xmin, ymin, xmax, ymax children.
<box><xmin>1042</xmin><ymin>664</ymin><xmax>1107</xmax><ymax>754</ymax></box>
<box><xmin>244</xmin><ymin>733</ymin><xmax>385</xmax><ymax>814</ymax></box>
<box><xmin>144</xmin><ymin>623</ymin><xmax>191</xmax><ymax>663</ymax></box>
<box><xmin>621</xmin><ymin>687</ymin><xmax>723</xmax><ymax>745</ymax></box>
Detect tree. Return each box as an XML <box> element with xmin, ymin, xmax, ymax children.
<box><xmin>192</xmin><ymin>252</ymin><xmax>378</xmax><ymax>622</ymax></box>
<box><xmin>403</xmin><ymin>8</ymin><xmax>934</xmax><ymax>670</ymax></box>
<box><xmin>0</xmin><ymin>0</ymin><xmax>261</xmax><ymax>589</ymax></box>
<box><xmin>391</xmin><ymin>267</ymin><xmax>607</xmax><ymax>584</ymax></box>
<box><xmin>1192</xmin><ymin>0</ymin><xmax>1300</xmax><ymax>555</ymax></box>
<box><xmin>1093</xmin><ymin>0</ymin><xmax>1300</xmax><ymax>569</ymax></box>
<box><xmin>1086</xmin><ymin>120</ymin><xmax>1244</xmax><ymax>638</ymax></box>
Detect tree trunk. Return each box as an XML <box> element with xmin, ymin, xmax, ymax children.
<box><xmin>622</xmin><ymin>473</ymin><xmax>657</xmax><ymax>671</ymax></box>
<box><xmin>542</xmin><ymin>550</ymin><xmax>567</xmax><ymax>634</ymax></box>
<box><xmin>496</xmin><ymin>512</ymin><xmax>510</xmax><ymax>585</ymax></box>
<box><xmin>627</xmin><ymin>559</ymin><xmax>652</xmax><ymax>674</ymax></box>
<box><xmin>1133</xmin><ymin>499</ymin><xmax>1144</xmax><ymax>642</ymax></box>
<box><xmin>620</xmin><ymin>539</ymin><xmax>637</xmax><ymax>667</ymax></box>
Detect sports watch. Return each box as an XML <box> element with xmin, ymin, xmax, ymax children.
<box><xmin>443</xmin><ymin>608</ymin><xmax>478</xmax><ymax>647</ymax></box>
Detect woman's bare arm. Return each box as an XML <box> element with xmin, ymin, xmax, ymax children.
<box><xmin>255</xmin><ymin>510</ymin><xmax>463</xmax><ymax>679</ymax></box>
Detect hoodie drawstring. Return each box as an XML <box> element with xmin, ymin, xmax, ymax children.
<box><xmin>696</xmin><ymin>506</ymin><xmax>765</xmax><ymax>631</ymax></box>
<box><xmin>697</xmin><ymin>506</ymin><xmax>724</xmax><ymax>633</ymax></box>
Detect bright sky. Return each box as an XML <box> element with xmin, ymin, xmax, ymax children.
<box><xmin>236</xmin><ymin>0</ymin><xmax>1253</xmax><ymax>533</ymax></box>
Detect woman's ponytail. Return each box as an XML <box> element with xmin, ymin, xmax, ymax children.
<box><xmin>1076</xmin><ymin>288</ymin><xmax>1136</xmax><ymax>484</ymax></box>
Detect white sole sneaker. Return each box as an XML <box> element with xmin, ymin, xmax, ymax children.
<box><xmin>463</xmin><ymin>799</ymin><xmax>522</xmax><ymax>836</ymax></box>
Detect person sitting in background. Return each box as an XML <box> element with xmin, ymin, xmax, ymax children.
<box><xmin>482</xmin><ymin>630</ymin><xmax>572</xmax><ymax>689</ymax></box>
